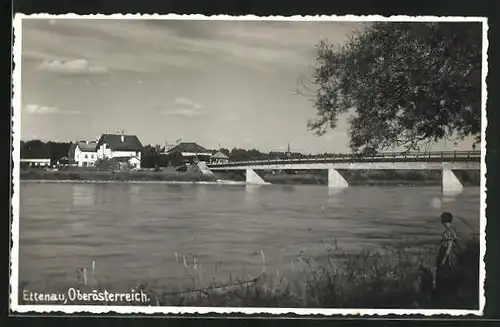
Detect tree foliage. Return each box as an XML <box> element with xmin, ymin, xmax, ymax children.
<box><xmin>142</xmin><ymin>145</ymin><xmax>172</xmax><ymax>168</ymax></box>
<box><xmin>20</xmin><ymin>140</ymin><xmax>72</xmax><ymax>162</ymax></box>
<box><xmin>165</xmin><ymin>151</ymin><xmax>186</xmax><ymax>167</ymax></box>
<box><xmin>306</xmin><ymin>22</ymin><xmax>482</xmax><ymax>152</ymax></box>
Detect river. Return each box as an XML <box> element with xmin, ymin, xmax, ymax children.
<box><xmin>18</xmin><ymin>181</ymin><xmax>481</xmax><ymax>292</ymax></box>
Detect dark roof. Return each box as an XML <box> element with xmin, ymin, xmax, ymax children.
<box><xmin>97</xmin><ymin>134</ymin><xmax>144</xmax><ymax>151</ymax></box>
<box><xmin>211</xmin><ymin>151</ymin><xmax>229</xmax><ymax>159</ymax></box>
<box><xmin>168</xmin><ymin>142</ymin><xmax>210</xmax><ymax>154</ymax></box>
<box><xmin>77</xmin><ymin>142</ymin><xmax>97</xmax><ymax>152</ymax></box>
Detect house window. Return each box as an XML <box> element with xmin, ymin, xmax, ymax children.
<box><xmin>85</xmin><ymin>154</ymin><xmax>88</xmax><ymax>159</ymax></box>
<box><xmin>91</xmin><ymin>154</ymin><xmax>94</xmax><ymax>159</ymax></box>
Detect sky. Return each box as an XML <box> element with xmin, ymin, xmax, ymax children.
<box><xmin>19</xmin><ymin>18</ymin><xmax>477</xmax><ymax>154</ymax></box>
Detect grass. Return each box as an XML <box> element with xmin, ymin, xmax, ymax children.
<box><xmin>20</xmin><ymin>168</ymin><xmax>218</xmax><ymax>182</ymax></box>
<box><xmin>215</xmin><ymin>170</ymin><xmax>480</xmax><ymax>186</ymax></box>
<box><xmin>19</xmin><ymin>239</ymin><xmax>479</xmax><ymax>309</ymax></box>
<box><xmin>20</xmin><ymin>168</ymin><xmax>480</xmax><ymax>186</ymax></box>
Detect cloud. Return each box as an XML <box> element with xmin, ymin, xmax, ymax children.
<box><xmin>22</xmin><ymin>19</ymin><xmax>365</xmax><ymax>76</ymax></box>
<box><xmin>223</xmin><ymin>114</ymin><xmax>241</xmax><ymax>122</ymax></box>
<box><xmin>173</xmin><ymin>97</ymin><xmax>202</xmax><ymax>109</ymax></box>
<box><xmin>38</xmin><ymin>58</ymin><xmax>108</xmax><ymax>75</ymax></box>
<box><xmin>25</xmin><ymin>104</ymin><xmax>84</xmax><ymax>115</ymax></box>
<box><xmin>160</xmin><ymin>97</ymin><xmax>205</xmax><ymax>118</ymax></box>
<box><xmin>161</xmin><ymin>108</ymin><xmax>206</xmax><ymax>118</ymax></box>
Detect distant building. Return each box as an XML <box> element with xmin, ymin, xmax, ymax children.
<box><xmin>166</xmin><ymin>142</ymin><xmax>212</xmax><ymax>162</ymax></box>
<box><xmin>20</xmin><ymin>158</ymin><xmax>51</xmax><ymax>168</ymax></box>
<box><xmin>210</xmin><ymin>151</ymin><xmax>229</xmax><ymax>164</ymax></box>
<box><xmin>68</xmin><ymin>141</ymin><xmax>98</xmax><ymax>167</ymax></box>
<box><xmin>96</xmin><ymin>133</ymin><xmax>144</xmax><ymax>169</ymax></box>
<box><xmin>57</xmin><ymin>156</ymin><xmax>70</xmax><ymax>166</ymax></box>
<box><xmin>99</xmin><ymin>156</ymin><xmax>142</xmax><ymax>171</ymax></box>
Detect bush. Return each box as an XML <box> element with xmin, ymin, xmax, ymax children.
<box><xmin>20</xmin><ymin>169</ymin><xmax>218</xmax><ymax>182</ymax></box>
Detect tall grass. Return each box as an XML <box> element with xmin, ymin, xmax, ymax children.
<box><xmin>19</xmin><ymin>239</ymin><xmax>479</xmax><ymax>309</ymax></box>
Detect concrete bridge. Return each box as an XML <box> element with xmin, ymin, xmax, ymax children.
<box><xmin>206</xmin><ymin>150</ymin><xmax>481</xmax><ymax>194</ymax></box>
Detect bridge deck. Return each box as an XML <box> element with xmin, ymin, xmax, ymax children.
<box><xmin>207</xmin><ymin>151</ymin><xmax>481</xmax><ymax>171</ymax></box>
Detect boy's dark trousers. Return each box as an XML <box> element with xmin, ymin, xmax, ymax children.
<box><xmin>433</xmin><ymin>264</ymin><xmax>458</xmax><ymax>308</ymax></box>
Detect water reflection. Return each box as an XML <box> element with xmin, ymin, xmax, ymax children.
<box><xmin>20</xmin><ymin>183</ymin><xmax>481</xmax><ymax>291</ymax></box>
<box><xmin>196</xmin><ymin>185</ymin><xmax>208</xmax><ymax>201</ymax></box>
<box><xmin>328</xmin><ymin>188</ymin><xmax>345</xmax><ymax>196</ymax></box>
<box><xmin>72</xmin><ymin>184</ymin><xmax>96</xmax><ymax>207</ymax></box>
<box><xmin>442</xmin><ymin>190</ymin><xmax>462</xmax><ymax>201</ymax></box>
<box><xmin>325</xmin><ymin>187</ymin><xmax>345</xmax><ymax>209</ymax></box>
<box><xmin>429</xmin><ymin>191</ymin><xmax>462</xmax><ymax>210</ymax></box>
<box><xmin>276</xmin><ymin>185</ymin><xmax>295</xmax><ymax>193</ymax></box>
<box><xmin>245</xmin><ymin>184</ymin><xmax>263</xmax><ymax>206</ymax></box>
<box><xmin>245</xmin><ymin>184</ymin><xmax>262</xmax><ymax>194</ymax></box>
<box><xmin>129</xmin><ymin>184</ymin><xmax>142</xmax><ymax>204</ymax></box>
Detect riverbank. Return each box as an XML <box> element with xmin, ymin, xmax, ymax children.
<box><xmin>20</xmin><ymin>179</ymin><xmax>247</xmax><ymax>185</ymax></box>
<box><xmin>19</xmin><ymin>239</ymin><xmax>479</xmax><ymax>309</ymax></box>
<box><xmin>19</xmin><ymin>168</ymin><xmax>481</xmax><ymax>186</ymax></box>
<box><xmin>20</xmin><ymin>169</ymin><xmax>218</xmax><ymax>182</ymax></box>
<box><xmin>217</xmin><ymin>170</ymin><xmax>481</xmax><ymax>186</ymax></box>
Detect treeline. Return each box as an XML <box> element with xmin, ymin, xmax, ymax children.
<box><xmin>19</xmin><ymin>140</ymin><xmax>318</xmax><ymax>168</ymax></box>
<box><xmin>20</xmin><ymin>140</ymin><xmax>72</xmax><ymax>163</ymax></box>
<box><xmin>220</xmin><ymin>148</ymin><xmax>327</xmax><ymax>161</ymax></box>
<box><xmin>18</xmin><ymin>140</ymin><xmax>440</xmax><ymax>168</ymax></box>
<box><xmin>142</xmin><ymin>147</ymin><xmax>320</xmax><ymax>168</ymax></box>
<box><xmin>140</xmin><ymin>146</ymin><xmax>326</xmax><ymax>168</ymax></box>
<box><xmin>142</xmin><ymin>145</ymin><xmax>183</xmax><ymax>169</ymax></box>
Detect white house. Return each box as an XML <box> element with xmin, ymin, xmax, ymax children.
<box><xmin>20</xmin><ymin>158</ymin><xmax>51</xmax><ymax>168</ymax></box>
<box><xmin>69</xmin><ymin>141</ymin><xmax>98</xmax><ymax>167</ymax></box>
<box><xmin>96</xmin><ymin>133</ymin><xmax>144</xmax><ymax>169</ymax></box>
<box><xmin>209</xmin><ymin>151</ymin><xmax>229</xmax><ymax>164</ymax></box>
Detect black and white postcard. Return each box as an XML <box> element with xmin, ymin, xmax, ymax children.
<box><xmin>10</xmin><ymin>14</ymin><xmax>488</xmax><ymax>316</ymax></box>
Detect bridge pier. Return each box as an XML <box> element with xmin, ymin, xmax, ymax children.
<box><xmin>328</xmin><ymin>168</ymin><xmax>348</xmax><ymax>189</ymax></box>
<box><xmin>442</xmin><ymin>168</ymin><xmax>463</xmax><ymax>194</ymax></box>
<box><xmin>245</xmin><ymin>168</ymin><xmax>267</xmax><ymax>185</ymax></box>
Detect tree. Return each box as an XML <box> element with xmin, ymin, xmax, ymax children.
<box><xmin>219</xmin><ymin>148</ymin><xmax>231</xmax><ymax>157</ymax></box>
<box><xmin>141</xmin><ymin>145</ymin><xmax>156</xmax><ymax>168</ymax></box>
<box><xmin>305</xmin><ymin>22</ymin><xmax>482</xmax><ymax>152</ymax></box>
<box><xmin>46</xmin><ymin>141</ymin><xmax>72</xmax><ymax>162</ymax></box>
<box><xmin>20</xmin><ymin>140</ymin><xmax>72</xmax><ymax>161</ymax></box>
<box><xmin>165</xmin><ymin>151</ymin><xmax>185</xmax><ymax>167</ymax></box>
<box><xmin>229</xmin><ymin>148</ymin><xmax>268</xmax><ymax>161</ymax></box>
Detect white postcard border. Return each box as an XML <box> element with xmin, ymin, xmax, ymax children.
<box><xmin>10</xmin><ymin>13</ymin><xmax>488</xmax><ymax>316</ymax></box>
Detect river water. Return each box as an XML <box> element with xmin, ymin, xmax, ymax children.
<box><xmin>18</xmin><ymin>182</ymin><xmax>481</xmax><ymax>292</ymax></box>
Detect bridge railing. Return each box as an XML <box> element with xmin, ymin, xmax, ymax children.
<box><xmin>207</xmin><ymin>150</ymin><xmax>481</xmax><ymax>167</ymax></box>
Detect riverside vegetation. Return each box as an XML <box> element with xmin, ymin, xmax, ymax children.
<box><xmin>20</xmin><ymin>167</ymin><xmax>480</xmax><ymax>186</ymax></box>
<box><xmin>214</xmin><ymin>170</ymin><xmax>480</xmax><ymax>186</ymax></box>
<box><xmin>20</xmin><ymin>238</ymin><xmax>479</xmax><ymax>309</ymax></box>
<box><xmin>20</xmin><ymin>167</ymin><xmax>218</xmax><ymax>182</ymax></box>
